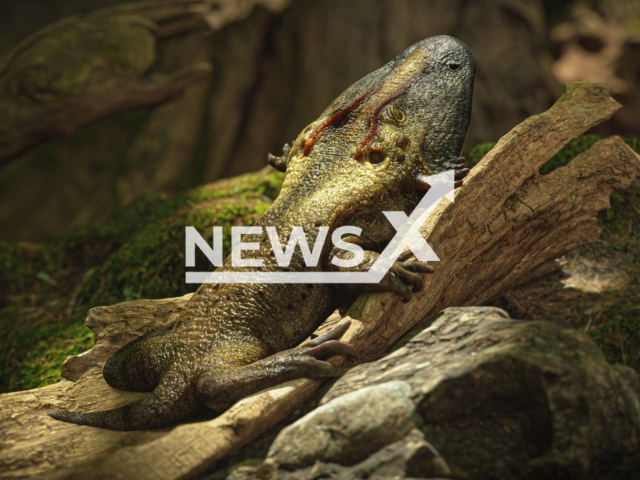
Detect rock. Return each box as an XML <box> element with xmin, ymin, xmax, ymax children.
<box><xmin>267</xmin><ymin>381</ymin><xmax>415</xmax><ymax>468</ymax></box>
<box><xmin>234</xmin><ymin>307</ymin><xmax>640</xmax><ymax>480</ymax></box>
<box><xmin>230</xmin><ymin>428</ymin><xmax>461</xmax><ymax>480</ymax></box>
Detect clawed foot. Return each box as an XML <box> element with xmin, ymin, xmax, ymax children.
<box><xmin>452</xmin><ymin>156</ymin><xmax>470</xmax><ymax>188</ymax></box>
<box><xmin>425</xmin><ymin>157</ymin><xmax>468</xmax><ymax>189</ymax></box>
<box><xmin>382</xmin><ymin>250</ymin><xmax>435</xmax><ymax>303</ymax></box>
<box><xmin>271</xmin><ymin>320</ymin><xmax>358</xmax><ymax>378</ymax></box>
<box><xmin>440</xmin><ymin>155</ymin><xmax>466</xmax><ymax>170</ymax></box>
<box><xmin>438</xmin><ymin>156</ymin><xmax>469</xmax><ymax>188</ymax></box>
<box><xmin>267</xmin><ymin>142</ymin><xmax>292</xmax><ymax>172</ymax></box>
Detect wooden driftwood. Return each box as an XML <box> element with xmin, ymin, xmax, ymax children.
<box><xmin>1</xmin><ymin>82</ymin><xmax>639</xmax><ymax>480</ymax></box>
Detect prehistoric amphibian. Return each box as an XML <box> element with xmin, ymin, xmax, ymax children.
<box><xmin>50</xmin><ymin>35</ymin><xmax>475</xmax><ymax>430</ymax></box>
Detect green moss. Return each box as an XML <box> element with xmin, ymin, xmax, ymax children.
<box><xmin>598</xmin><ymin>180</ymin><xmax>640</xmax><ymax>241</ymax></box>
<box><xmin>464</xmin><ymin>142</ymin><xmax>495</xmax><ymax>168</ymax></box>
<box><xmin>4</xmin><ymin>316</ymin><xmax>94</xmax><ymax>392</ymax></box>
<box><xmin>539</xmin><ymin>135</ymin><xmax>602</xmax><ymax>174</ymax></box>
<box><xmin>0</xmin><ymin>241</ymin><xmax>65</xmax><ymax>300</ymax></box>
<box><xmin>1</xmin><ymin>16</ymin><xmax>157</xmax><ymax>104</ymax></box>
<box><xmin>79</xmin><ymin>197</ymin><xmax>272</xmax><ymax>305</ymax></box>
<box><xmin>0</xmin><ymin>168</ymin><xmax>284</xmax><ymax>393</ymax></box>
<box><xmin>587</xmin><ymin>303</ymin><xmax>640</xmax><ymax>369</ymax></box>
<box><xmin>55</xmin><ymin>168</ymin><xmax>283</xmax><ymax>264</ymax></box>
<box><xmin>69</xmin><ymin>169</ymin><xmax>282</xmax><ymax>306</ymax></box>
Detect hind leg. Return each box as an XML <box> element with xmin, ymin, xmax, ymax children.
<box><xmin>103</xmin><ymin>329</ymin><xmax>174</xmax><ymax>392</ymax></box>
<box><xmin>196</xmin><ymin>321</ymin><xmax>358</xmax><ymax>411</ymax></box>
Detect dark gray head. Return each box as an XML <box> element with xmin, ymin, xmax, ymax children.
<box><xmin>273</xmin><ymin>35</ymin><xmax>475</xmax><ymax>209</ymax></box>
<box><xmin>395</xmin><ymin>35</ymin><xmax>475</xmax><ymax>170</ymax></box>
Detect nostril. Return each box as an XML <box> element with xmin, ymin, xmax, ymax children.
<box><xmin>369</xmin><ymin>149</ymin><xmax>386</xmax><ymax>164</ymax></box>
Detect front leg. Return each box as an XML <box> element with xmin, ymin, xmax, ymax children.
<box><xmin>326</xmin><ymin>246</ymin><xmax>434</xmax><ymax>302</ymax></box>
<box><xmin>416</xmin><ymin>156</ymin><xmax>470</xmax><ymax>191</ymax></box>
<box><xmin>196</xmin><ymin>321</ymin><xmax>357</xmax><ymax>411</ymax></box>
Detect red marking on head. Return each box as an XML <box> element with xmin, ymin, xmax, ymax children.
<box><xmin>355</xmin><ymin>86</ymin><xmax>410</xmax><ymax>159</ymax></box>
<box><xmin>303</xmin><ymin>87</ymin><xmax>379</xmax><ymax>156</ymax></box>
<box><xmin>303</xmin><ymin>49</ymin><xmax>428</xmax><ymax>157</ymax></box>
<box><xmin>418</xmin><ymin>131</ymin><xmax>428</xmax><ymax>162</ymax></box>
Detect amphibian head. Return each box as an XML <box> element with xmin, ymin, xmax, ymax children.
<box><xmin>269</xmin><ymin>35</ymin><xmax>475</xmax><ymax>224</ymax></box>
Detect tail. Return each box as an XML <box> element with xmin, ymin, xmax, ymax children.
<box><xmin>49</xmin><ymin>371</ymin><xmax>202</xmax><ymax>430</ymax></box>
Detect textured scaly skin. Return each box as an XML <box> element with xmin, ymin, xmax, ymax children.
<box><xmin>49</xmin><ymin>35</ymin><xmax>475</xmax><ymax>430</ymax></box>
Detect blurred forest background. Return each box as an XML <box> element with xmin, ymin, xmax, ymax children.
<box><xmin>1</xmin><ymin>0</ymin><xmax>639</xmax><ymax>393</ymax></box>
<box><xmin>2</xmin><ymin>0</ymin><xmax>639</xmax><ymax>241</ymax></box>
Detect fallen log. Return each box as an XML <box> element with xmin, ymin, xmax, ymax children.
<box><xmin>0</xmin><ymin>82</ymin><xmax>638</xmax><ymax>480</ymax></box>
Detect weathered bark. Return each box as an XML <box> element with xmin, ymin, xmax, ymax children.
<box><xmin>0</xmin><ymin>82</ymin><xmax>639</xmax><ymax>480</ymax></box>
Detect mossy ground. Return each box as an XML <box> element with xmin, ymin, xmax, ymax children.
<box><xmin>0</xmin><ymin>167</ymin><xmax>283</xmax><ymax>393</ymax></box>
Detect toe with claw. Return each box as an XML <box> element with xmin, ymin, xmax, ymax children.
<box><xmin>380</xmin><ymin>250</ymin><xmax>435</xmax><ymax>303</ymax></box>
<box><xmin>271</xmin><ymin>320</ymin><xmax>358</xmax><ymax>378</ymax></box>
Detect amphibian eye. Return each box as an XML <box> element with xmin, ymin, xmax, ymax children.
<box><xmin>389</xmin><ymin>106</ymin><xmax>406</xmax><ymax>123</ymax></box>
<box><xmin>369</xmin><ymin>148</ymin><xmax>386</xmax><ymax>164</ymax></box>
<box><xmin>448</xmin><ymin>63</ymin><xmax>461</xmax><ymax>71</ymax></box>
